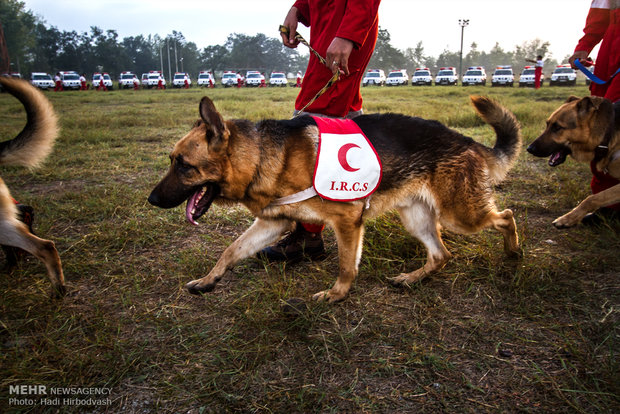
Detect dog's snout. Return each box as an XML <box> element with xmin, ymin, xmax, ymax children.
<box><xmin>526</xmin><ymin>138</ymin><xmax>548</xmax><ymax>157</ymax></box>
<box><xmin>147</xmin><ymin>190</ymin><xmax>161</xmax><ymax>207</ymax></box>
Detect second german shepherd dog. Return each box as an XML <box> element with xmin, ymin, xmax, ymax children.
<box><xmin>149</xmin><ymin>96</ymin><xmax>522</xmax><ymax>302</ymax></box>
<box><xmin>0</xmin><ymin>77</ymin><xmax>65</xmax><ymax>297</ymax></box>
<box><xmin>527</xmin><ymin>96</ymin><xmax>620</xmax><ymax>228</ymax></box>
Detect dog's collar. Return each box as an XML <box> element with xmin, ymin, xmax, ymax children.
<box><xmin>593</xmin><ymin>103</ymin><xmax>617</xmax><ymax>164</ymax></box>
<box><xmin>594</xmin><ymin>144</ymin><xmax>609</xmax><ymax>162</ymax></box>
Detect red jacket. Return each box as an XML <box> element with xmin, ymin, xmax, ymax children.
<box><xmin>293</xmin><ymin>0</ymin><xmax>380</xmax><ymax>117</ymax></box>
<box><xmin>574</xmin><ymin>0</ymin><xmax>620</xmax><ymax>102</ymax></box>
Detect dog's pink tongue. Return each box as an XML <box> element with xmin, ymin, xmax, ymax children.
<box><xmin>185</xmin><ymin>191</ymin><xmax>200</xmax><ymax>226</ymax></box>
<box><xmin>549</xmin><ymin>151</ymin><xmax>561</xmax><ymax>166</ymax></box>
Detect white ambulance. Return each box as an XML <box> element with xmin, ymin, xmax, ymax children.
<box><xmin>518</xmin><ymin>66</ymin><xmax>544</xmax><ymax>87</ymax></box>
<box><xmin>462</xmin><ymin>66</ymin><xmax>487</xmax><ymax>86</ymax></box>
<box><xmin>30</xmin><ymin>72</ymin><xmax>55</xmax><ymax>89</ymax></box>
<box><xmin>245</xmin><ymin>71</ymin><xmax>265</xmax><ymax>87</ymax></box>
<box><xmin>93</xmin><ymin>72</ymin><xmax>113</xmax><ymax>89</ymax></box>
<box><xmin>385</xmin><ymin>69</ymin><xmax>409</xmax><ymax>86</ymax></box>
<box><xmin>197</xmin><ymin>71</ymin><xmax>215</xmax><ymax>87</ymax></box>
<box><xmin>172</xmin><ymin>72</ymin><xmax>192</xmax><ymax>88</ymax></box>
<box><xmin>362</xmin><ymin>69</ymin><xmax>386</xmax><ymax>86</ymax></box>
<box><xmin>269</xmin><ymin>71</ymin><xmax>288</xmax><ymax>87</ymax></box>
<box><xmin>491</xmin><ymin>66</ymin><xmax>514</xmax><ymax>87</ymax></box>
<box><xmin>549</xmin><ymin>64</ymin><xmax>577</xmax><ymax>86</ymax></box>
<box><xmin>146</xmin><ymin>71</ymin><xmax>166</xmax><ymax>88</ymax></box>
<box><xmin>119</xmin><ymin>71</ymin><xmax>138</xmax><ymax>89</ymax></box>
<box><xmin>411</xmin><ymin>68</ymin><xmax>433</xmax><ymax>86</ymax></box>
<box><xmin>221</xmin><ymin>71</ymin><xmax>241</xmax><ymax>87</ymax></box>
<box><xmin>60</xmin><ymin>71</ymin><xmax>81</xmax><ymax>90</ymax></box>
<box><xmin>435</xmin><ymin>67</ymin><xmax>458</xmax><ymax>85</ymax></box>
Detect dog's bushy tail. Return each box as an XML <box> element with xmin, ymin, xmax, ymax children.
<box><xmin>0</xmin><ymin>77</ymin><xmax>59</xmax><ymax>169</ymax></box>
<box><xmin>470</xmin><ymin>95</ymin><xmax>521</xmax><ymax>184</ymax></box>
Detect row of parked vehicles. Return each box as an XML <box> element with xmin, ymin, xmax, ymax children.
<box><xmin>363</xmin><ymin>64</ymin><xmax>581</xmax><ymax>87</ymax></box>
<box><xmin>22</xmin><ymin>70</ymin><xmax>296</xmax><ymax>90</ymax></box>
<box><xmin>16</xmin><ymin>64</ymin><xmax>582</xmax><ymax>91</ymax></box>
<box><xmin>215</xmin><ymin>71</ymin><xmax>291</xmax><ymax>87</ymax></box>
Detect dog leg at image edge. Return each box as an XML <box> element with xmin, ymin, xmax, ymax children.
<box><xmin>553</xmin><ymin>186</ymin><xmax>620</xmax><ymax>228</ymax></box>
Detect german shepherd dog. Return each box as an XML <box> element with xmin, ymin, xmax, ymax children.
<box><xmin>149</xmin><ymin>96</ymin><xmax>521</xmax><ymax>302</ymax></box>
<box><xmin>527</xmin><ymin>96</ymin><xmax>620</xmax><ymax>228</ymax></box>
<box><xmin>0</xmin><ymin>77</ymin><xmax>65</xmax><ymax>297</ymax></box>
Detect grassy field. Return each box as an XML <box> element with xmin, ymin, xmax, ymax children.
<box><xmin>0</xmin><ymin>84</ymin><xmax>618</xmax><ymax>413</ymax></box>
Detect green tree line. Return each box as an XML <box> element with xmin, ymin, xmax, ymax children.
<box><xmin>1</xmin><ymin>0</ymin><xmax>559</xmax><ymax>80</ymax></box>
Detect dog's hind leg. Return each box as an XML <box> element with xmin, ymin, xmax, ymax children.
<box><xmin>2</xmin><ymin>245</ymin><xmax>19</xmax><ymax>271</ymax></box>
<box><xmin>0</xmin><ymin>221</ymin><xmax>65</xmax><ymax>297</ymax></box>
<box><xmin>312</xmin><ymin>219</ymin><xmax>364</xmax><ymax>303</ymax></box>
<box><xmin>485</xmin><ymin>208</ymin><xmax>521</xmax><ymax>257</ymax></box>
<box><xmin>390</xmin><ymin>201</ymin><xmax>452</xmax><ymax>286</ymax></box>
<box><xmin>186</xmin><ymin>218</ymin><xmax>293</xmax><ymax>294</ymax></box>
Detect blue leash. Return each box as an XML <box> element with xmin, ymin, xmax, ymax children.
<box><xmin>574</xmin><ymin>59</ymin><xmax>620</xmax><ymax>85</ymax></box>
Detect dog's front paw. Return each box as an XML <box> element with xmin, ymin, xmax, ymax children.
<box><xmin>388</xmin><ymin>274</ymin><xmax>412</xmax><ymax>288</ymax></box>
<box><xmin>553</xmin><ymin>213</ymin><xmax>581</xmax><ymax>229</ymax></box>
<box><xmin>185</xmin><ymin>279</ymin><xmax>217</xmax><ymax>295</ymax></box>
<box><xmin>388</xmin><ymin>270</ymin><xmax>427</xmax><ymax>288</ymax></box>
<box><xmin>312</xmin><ymin>289</ymin><xmax>347</xmax><ymax>303</ymax></box>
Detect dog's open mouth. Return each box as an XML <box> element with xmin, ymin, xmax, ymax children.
<box><xmin>548</xmin><ymin>147</ymin><xmax>571</xmax><ymax>167</ymax></box>
<box><xmin>185</xmin><ymin>184</ymin><xmax>220</xmax><ymax>226</ymax></box>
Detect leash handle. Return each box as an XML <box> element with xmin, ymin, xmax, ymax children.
<box><xmin>280</xmin><ymin>25</ymin><xmax>331</xmax><ymax>68</ymax></box>
<box><xmin>574</xmin><ymin>58</ymin><xmax>620</xmax><ymax>85</ymax></box>
<box><xmin>279</xmin><ymin>25</ymin><xmax>340</xmax><ymax>116</ymax></box>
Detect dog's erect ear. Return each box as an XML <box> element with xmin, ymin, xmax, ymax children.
<box><xmin>575</xmin><ymin>96</ymin><xmax>609</xmax><ymax>117</ymax></box>
<box><xmin>565</xmin><ymin>96</ymin><xmax>580</xmax><ymax>103</ymax></box>
<box><xmin>576</xmin><ymin>96</ymin><xmax>595</xmax><ymax>116</ymax></box>
<box><xmin>199</xmin><ymin>96</ymin><xmax>229</xmax><ymax>149</ymax></box>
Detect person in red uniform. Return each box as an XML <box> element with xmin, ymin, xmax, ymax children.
<box><xmin>569</xmin><ymin>0</ymin><xmax>620</xmax><ymax>224</ymax></box>
<box><xmin>54</xmin><ymin>73</ymin><xmax>63</xmax><ymax>92</ymax></box>
<box><xmin>79</xmin><ymin>73</ymin><xmax>87</xmax><ymax>90</ymax></box>
<box><xmin>569</xmin><ymin>0</ymin><xmax>620</xmax><ymax>103</ymax></box>
<box><xmin>283</xmin><ymin>0</ymin><xmax>380</xmax><ymax>118</ymax></box>
<box><xmin>526</xmin><ymin>55</ymin><xmax>544</xmax><ymax>89</ymax></box>
<box><xmin>97</xmin><ymin>74</ymin><xmax>107</xmax><ymax>91</ymax></box>
<box><xmin>260</xmin><ymin>0</ymin><xmax>381</xmax><ymax>263</ymax></box>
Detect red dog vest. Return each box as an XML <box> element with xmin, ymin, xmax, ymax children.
<box><xmin>312</xmin><ymin>117</ymin><xmax>382</xmax><ymax>202</ymax></box>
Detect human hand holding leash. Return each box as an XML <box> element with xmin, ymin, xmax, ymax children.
<box><xmin>569</xmin><ymin>51</ymin><xmax>591</xmax><ymax>69</ymax></box>
<box><xmin>326</xmin><ymin>37</ymin><xmax>354</xmax><ymax>76</ymax></box>
<box><xmin>281</xmin><ymin>7</ymin><xmax>300</xmax><ymax>48</ymax></box>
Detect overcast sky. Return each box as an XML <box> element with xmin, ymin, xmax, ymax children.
<box><xmin>22</xmin><ymin>0</ymin><xmax>597</xmax><ymax>62</ymax></box>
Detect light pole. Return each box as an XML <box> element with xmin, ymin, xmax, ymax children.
<box><xmin>459</xmin><ymin>19</ymin><xmax>469</xmax><ymax>82</ymax></box>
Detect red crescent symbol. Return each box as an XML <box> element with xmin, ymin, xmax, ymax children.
<box><xmin>338</xmin><ymin>143</ymin><xmax>360</xmax><ymax>172</ymax></box>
